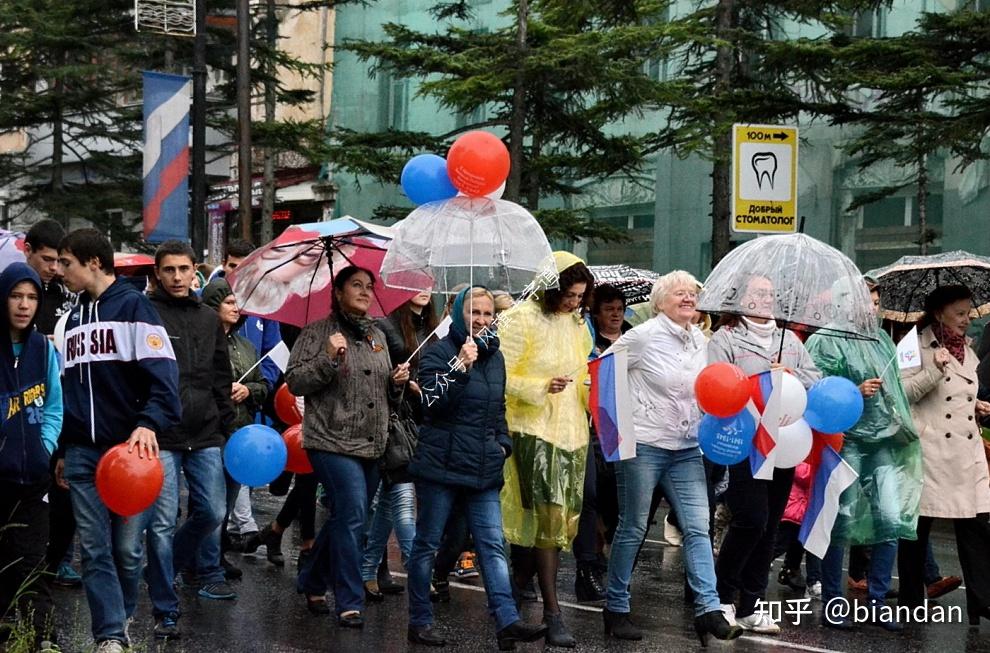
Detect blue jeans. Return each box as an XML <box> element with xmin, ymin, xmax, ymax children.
<box><xmin>361</xmin><ymin>481</ymin><xmax>416</xmax><ymax>581</ymax></box>
<box><xmin>408</xmin><ymin>481</ymin><xmax>519</xmax><ymax>630</ymax></box>
<box><xmin>607</xmin><ymin>444</ymin><xmax>719</xmax><ymax>616</ymax></box>
<box><xmin>145</xmin><ymin>448</ymin><xmax>226</xmax><ymax>615</ymax></box>
<box><xmin>197</xmin><ymin>468</ymin><xmax>241</xmax><ymax>580</ymax></box>
<box><xmin>64</xmin><ymin>446</ymin><xmax>148</xmax><ymax>644</ymax></box>
<box><xmin>297</xmin><ymin>452</ymin><xmax>379</xmax><ymax>615</ymax></box>
<box><xmin>821</xmin><ymin>540</ymin><xmax>897</xmax><ymax>603</ymax></box>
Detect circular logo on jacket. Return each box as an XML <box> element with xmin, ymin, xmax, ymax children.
<box><xmin>147</xmin><ymin>334</ymin><xmax>165</xmax><ymax>350</ymax></box>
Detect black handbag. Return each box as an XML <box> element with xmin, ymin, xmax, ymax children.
<box><xmin>382</xmin><ymin>394</ymin><xmax>419</xmax><ymax>472</ymax></box>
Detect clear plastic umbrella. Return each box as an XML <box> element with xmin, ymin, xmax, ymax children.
<box><xmin>698</xmin><ymin>233</ymin><xmax>875</xmax><ymax>339</ymax></box>
<box><xmin>380</xmin><ymin>196</ymin><xmax>555</xmax><ymax>295</ymax></box>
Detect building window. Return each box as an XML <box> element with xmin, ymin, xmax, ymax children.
<box><xmin>377</xmin><ymin>70</ymin><xmax>408</xmax><ymax>131</ymax></box>
<box><xmin>455</xmin><ymin>105</ymin><xmax>486</xmax><ymax>130</ymax></box>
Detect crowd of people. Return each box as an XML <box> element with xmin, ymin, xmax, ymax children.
<box><xmin>2</xmin><ymin>219</ymin><xmax>990</xmax><ymax>652</ymax></box>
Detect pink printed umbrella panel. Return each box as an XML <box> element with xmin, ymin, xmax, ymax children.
<box><xmin>228</xmin><ymin>218</ymin><xmax>423</xmax><ymax>327</ymax></box>
<box><xmin>0</xmin><ymin>230</ymin><xmax>26</xmax><ymax>273</ymax></box>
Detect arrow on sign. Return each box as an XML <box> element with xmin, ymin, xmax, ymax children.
<box><xmin>772</xmin><ymin>132</ymin><xmax>789</xmax><ymax>141</ymax></box>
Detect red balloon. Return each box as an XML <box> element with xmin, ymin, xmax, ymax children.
<box><xmin>274</xmin><ymin>383</ymin><xmax>302</xmax><ymax>426</ymax></box>
<box><xmin>805</xmin><ymin>430</ymin><xmax>844</xmax><ymax>467</ymax></box>
<box><xmin>283</xmin><ymin>424</ymin><xmax>313</xmax><ymax>474</ymax></box>
<box><xmin>95</xmin><ymin>443</ymin><xmax>164</xmax><ymax>517</ymax></box>
<box><xmin>695</xmin><ymin>362</ymin><xmax>750</xmax><ymax>418</ymax></box>
<box><xmin>446</xmin><ymin>131</ymin><xmax>510</xmax><ymax>197</ymax></box>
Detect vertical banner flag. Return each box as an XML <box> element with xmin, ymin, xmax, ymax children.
<box><xmin>798</xmin><ymin>444</ymin><xmax>859</xmax><ymax>558</ymax></box>
<box><xmin>896</xmin><ymin>326</ymin><xmax>922</xmax><ymax>370</ymax></box>
<box><xmin>143</xmin><ymin>71</ymin><xmax>191</xmax><ymax>242</ymax></box>
<box><xmin>588</xmin><ymin>344</ymin><xmax>636</xmax><ymax>462</ymax></box>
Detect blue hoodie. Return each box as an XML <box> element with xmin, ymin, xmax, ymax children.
<box><xmin>0</xmin><ymin>263</ymin><xmax>62</xmax><ymax>483</ymax></box>
<box><xmin>60</xmin><ymin>277</ymin><xmax>181</xmax><ymax>448</ymax></box>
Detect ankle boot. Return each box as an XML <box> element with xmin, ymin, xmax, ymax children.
<box><xmin>495</xmin><ymin>620</ymin><xmax>547</xmax><ymax>651</ymax></box>
<box><xmin>407</xmin><ymin>625</ymin><xmax>446</xmax><ymax>646</ymax></box>
<box><xmin>575</xmin><ymin>566</ymin><xmax>606</xmax><ymax>604</ymax></box>
<box><xmin>262</xmin><ymin>525</ymin><xmax>284</xmax><ymax>566</ymax></box>
<box><xmin>543</xmin><ymin>612</ymin><xmax>576</xmax><ymax>648</ymax></box>
<box><xmin>694</xmin><ymin>610</ymin><xmax>742</xmax><ymax>648</ymax></box>
<box><xmin>378</xmin><ymin>558</ymin><xmax>404</xmax><ymax>595</ymax></box>
<box><xmin>602</xmin><ymin>608</ymin><xmax>643</xmax><ymax>640</ymax></box>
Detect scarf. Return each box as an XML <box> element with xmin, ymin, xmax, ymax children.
<box><xmin>742</xmin><ymin>316</ymin><xmax>776</xmax><ymax>351</ymax></box>
<box><xmin>337</xmin><ymin>310</ymin><xmax>374</xmax><ymax>341</ymax></box>
<box><xmin>933</xmin><ymin>323</ymin><xmax>966</xmax><ymax>364</ymax></box>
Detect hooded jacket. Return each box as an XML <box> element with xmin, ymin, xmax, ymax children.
<box><xmin>150</xmin><ymin>287</ymin><xmax>235</xmax><ymax>450</ymax></box>
<box><xmin>60</xmin><ymin>278</ymin><xmax>181</xmax><ymax>448</ymax></box>
<box><xmin>410</xmin><ymin>288</ymin><xmax>512</xmax><ymax>490</ymax></box>
<box><xmin>0</xmin><ymin>263</ymin><xmax>62</xmax><ymax>483</ymax></box>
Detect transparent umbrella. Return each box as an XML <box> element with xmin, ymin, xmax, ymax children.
<box><xmin>698</xmin><ymin>233</ymin><xmax>875</xmax><ymax>339</ymax></box>
<box><xmin>380</xmin><ymin>196</ymin><xmax>555</xmax><ymax>295</ymax></box>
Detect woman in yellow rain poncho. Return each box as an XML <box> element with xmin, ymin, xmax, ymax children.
<box><xmin>500</xmin><ymin>251</ymin><xmax>594</xmax><ymax>648</ymax></box>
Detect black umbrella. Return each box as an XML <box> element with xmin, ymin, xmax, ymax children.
<box><xmin>588</xmin><ymin>264</ymin><xmax>659</xmax><ymax>305</ymax></box>
<box><xmin>866</xmin><ymin>251</ymin><xmax>990</xmax><ymax>323</ymax></box>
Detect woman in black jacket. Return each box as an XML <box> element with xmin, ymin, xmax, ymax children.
<box><xmin>405</xmin><ymin>287</ymin><xmax>547</xmax><ymax>650</ymax></box>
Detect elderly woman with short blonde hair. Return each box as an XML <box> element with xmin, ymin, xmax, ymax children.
<box><xmin>602</xmin><ymin>270</ymin><xmax>741</xmax><ymax>646</ymax></box>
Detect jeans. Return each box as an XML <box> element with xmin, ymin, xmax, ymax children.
<box><xmin>64</xmin><ymin>446</ymin><xmax>147</xmax><ymax>644</ymax></box>
<box><xmin>606</xmin><ymin>444</ymin><xmax>719</xmax><ymax>616</ymax></box>
<box><xmin>361</xmin><ymin>481</ymin><xmax>415</xmax><ymax>581</ymax></box>
<box><xmin>821</xmin><ymin>540</ymin><xmax>895</xmax><ymax>604</ymax></box>
<box><xmin>297</xmin><ymin>452</ymin><xmax>379</xmax><ymax>615</ymax></box>
<box><xmin>408</xmin><ymin>481</ymin><xmax>519</xmax><ymax>630</ymax></box>
<box><xmin>0</xmin><ymin>479</ymin><xmax>54</xmax><ymax>639</ymax></box>
<box><xmin>145</xmin><ymin>448</ymin><xmax>226</xmax><ymax>616</ymax></box>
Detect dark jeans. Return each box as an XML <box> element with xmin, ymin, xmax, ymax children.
<box><xmin>0</xmin><ymin>479</ymin><xmax>54</xmax><ymax>640</ymax></box>
<box><xmin>275</xmin><ymin>473</ymin><xmax>318</xmax><ymax>541</ymax></box>
<box><xmin>773</xmin><ymin>521</ymin><xmax>821</xmax><ymax>585</ymax></box>
<box><xmin>822</xmin><ymin>540</ymin><xmax>894</xmax><ymax>603</ymax></box>
<box><xmin>898</xmin><ymin>514</ymin><xmax>990</xmax><ymax>614</ymax></box>
<box><xmin>716</xmin><ymin>462</ymin><xmax>794</xmax><ymax>618</ymax></box>
<box><xmin>45</xmin><ymin>461</ymin><xmax>76</xmax><ymax>572</ymax></box>
<box><xmin>297</xmin><ymin>452</ymin><xmax>379</xmax><ymax>615</ymax></box>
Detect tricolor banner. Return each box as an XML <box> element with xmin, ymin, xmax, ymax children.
<box><xmin>798</xmin><ymin>444</ymin><xmax>859</xmax><ymax>558</ymax></box>
<box><xmin>589</xmin><ymin>344</ymin><xmax>636</xmax><ymax>462</ymax></box>
<box><xmin>143</xmin><ymin>71</ymin><xmax>191</xmax><ymax>242</ymax></box>
<box><xmin>747</xmin><ymin>368</ymin><xmax>782</xmax><ymax>480</ymax></box>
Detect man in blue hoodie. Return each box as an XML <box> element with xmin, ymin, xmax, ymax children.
<box><xmin>56</xmin><ymin>229</ymin><xmax>181</xmax><ymax>653</ymax></box>
<box><xmin>0</xmin><ymin>262</ymin><xmax>63</xmax><ymax>650</ymax></box>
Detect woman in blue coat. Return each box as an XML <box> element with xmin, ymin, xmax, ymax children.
<box><xmin>406</xmin><ymin>287</ymin><xmax>547</xmax><ymax>650</ymax></box>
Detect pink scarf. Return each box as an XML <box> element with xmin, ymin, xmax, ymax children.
<box><xmin>933</xmin><ymin>323</ymin><xmax>966</xmax><ymax>364</ymax></box>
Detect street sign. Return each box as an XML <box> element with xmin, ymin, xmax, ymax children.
<box><xmin>732</xmin><ymin>124</ymin><xmax>798</xmax><ymax>234</ymax></box>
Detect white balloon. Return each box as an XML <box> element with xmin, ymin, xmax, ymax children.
<box><xmin>777</xmin><ymin>372</ymin><xmax>808</xmax><ymax>427</ymax></box>
<box><xmin>486</xmin><ymin>181</ymin><xmax>506</xmax><ymax>200</ymax></box>
<box><xmin>774</xmin><ymin>419</ymin><xmax>813</xmax><ymax>469</ymax></box>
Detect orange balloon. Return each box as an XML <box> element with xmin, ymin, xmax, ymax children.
<box><xmin>805</xmin><ymin>430</ymin><xmax>844</xmax><ymax>467</ymax></box>
<box><xmin>446</xmin><ymin>131</ymin><xmax>510</xmax><ymax>197</ymax></box>
<box><xmin>283</xmin><ymin>424</ymin><xmax>313</xmax><ymax>474</ymax></box>
<box><xmin>274</xmin><ymin>383</ymin><xmax>302</xmax><ymax>426</ymax></box>
<box><xmin>695</xmin><ymin>362</ymin><xmax>750</xmax><ymax>418</ymax></box>
<box><xmin>95</xmin><ymin>443</ymin><xmax>164</xmax><ymax>517</ymax></box>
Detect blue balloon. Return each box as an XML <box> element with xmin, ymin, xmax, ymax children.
<box><xmin>804</xmin><ymin>376</ymin><xmax>864</xmax><ymax>434</ymax></box>
<box><xmin>400</xmin><ymin>154</ymin><xmax>458</xmax><ymax>205</ymax></box>
<box><xmin>224</xmin><ymin>425</ymin><xmax>288</xmax><ymax>487</ymax></box>
<box><xmin>698</xmin><ymin>410</ymin><xmax>756</xmax><ymax>465</ymax></box>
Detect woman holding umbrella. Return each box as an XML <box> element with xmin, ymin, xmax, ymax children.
<box><xmin>708</xmin><ymin>273</ymin><xmax>820</xmax><ymax>634</ymax></box>
<box><xmin>285</xmin><ymin>265</ymin><xmax>410</xmax><ymax>627</ymax></box>
<box><xmin>898</xmin><ymin>284</ymin><xmax>990</xmax><ymax>624</ymax></box>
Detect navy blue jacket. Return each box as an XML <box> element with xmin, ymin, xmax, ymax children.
<box><xmin>60</xmin><ymin>278</ymin><xmax>181</xmax><ymax>448</ymax></box>
<box><xmin>409</xmin><ymin>327</ymin><xmax>512</xmax><ymax>491</ymax></box>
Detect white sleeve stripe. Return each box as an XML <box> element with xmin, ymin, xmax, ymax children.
<box><xmin>63</xmin><ymin>320</ymin><xmax>176</xmax><ymax>369</ymax></box>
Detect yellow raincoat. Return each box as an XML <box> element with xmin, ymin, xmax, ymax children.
<box><xmin>500</xmin><ymin>252</ymin><xmax>593</xmax><ymax>549</ymax></box>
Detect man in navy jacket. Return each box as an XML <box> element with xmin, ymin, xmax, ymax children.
<box><xmin>57</xmin><ymin>229</ymin><xmax>180</xmax><ymax>653</ymax></box>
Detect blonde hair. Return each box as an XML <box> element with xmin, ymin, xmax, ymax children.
<box><xmin>467</xmin><ymin>287</ymin><xmax>495</xmax><ymax>305</ymax></box>
<box><xmin>492</xmin><ymin>290</ymin><xmax>514</xmax><ymax>314</ymax></box>
<box><xmin>649</xmin><ymin>270</ymin><xmax>701</xmax><ymax>317</ymax></box>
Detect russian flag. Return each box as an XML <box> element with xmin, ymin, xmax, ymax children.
<box><xmin>588</xmin><ymin>344</ymin><xmax>636</xmax><ymax>462</ymax></box>
<box><xmin>143</xmin><ymin>71</ymin><xmax>191</xmax><ymax>242</ymax></box>
<box><xmin>747</xmin><ymin>369</ymin><xmax>782</xmax><ymax>480</ymax></box>
<box><xmin>798</xmin><ymin>444</ymin><xmax>859</xmax><ymax>558</ymax></box>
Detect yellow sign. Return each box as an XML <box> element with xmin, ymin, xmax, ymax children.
<box><xmin>732</xmin><ymin>124</ymin><xmax>798</xmax><ymax>234</ymax></box>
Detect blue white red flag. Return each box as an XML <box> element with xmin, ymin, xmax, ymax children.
<box><xmin>748</xmin><ymin>369</ymin><xmax>782</xmax><ymax>480</ymax></box>
<box><xmin>143</xmin><ymin>71</ymin><xmax>191</xmax><ymax>242</ymax></box>
<box><xmin>588</xmin><ymin>344</ymin><xmax>636</xmax><ymax>462</ymax></box>
<box><xmin>798</xmin><ymin>444</ymin><xmax>859</xmax><ymax>558</ymax></box>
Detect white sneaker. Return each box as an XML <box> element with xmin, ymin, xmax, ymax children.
<box><xmin>663</xmin><ymin>515</ymin><xmax>683</xmax><ymax>547</ymax></box>
<box><xmin>736</xmin><ymin>611</ymin><xmax>781</xmax><ymax>634</ymax></box>
<box><xmin>805</xmin><ymin>581</ymin><xmax>822</xmax><ymax>600</ymax></box>
<box><xmin>720</xmin><ymin>603</ymin><xmax>737</xmax><ymax>626</ymax></box>
<box><xmin>95</xmin><ymin>641</ymin><xmax>126</xmax><ymax>653</ymax></box>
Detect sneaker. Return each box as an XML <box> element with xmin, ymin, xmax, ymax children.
<box><xmin>153</xmin><ymin>612</ymin><xmax>180</xmax><ymax>639</ymax></box>
<box><xmin>805</xmin><ymin>581</ymin><xmax>823</xmax><ymax>600</ymax></box>
<box><xmin>198</xmin><ymin>581</ymin><xmax>237</xmax><ymax>600</ymax></box>
<box><xmin>736</xmin><ymin>611</ymin><xmax>781</xmax><ymax>634</ymax></box>
<box><xmin>453</xmin><ymin>552</ymin><xmax>479</xmax><ymax>579</ymax></box>
<box><xmin>54</xmin><ymin>562</ymin><xmax>82</xmax><ymax>587</ymax></box>
<box><xmin>95</xmin><ymin>641</ymin><xmax>125</xmax><ymax>653</ymax></box>
<box><xmin>720</xmin><ymin>603</ymin><xmax>737</xmax><ymax>626</ymax></box>
<box><xmin>663</xmin><ymin>515</ymin><xmax>683</xmax><ymax>547</ymax></box>
<box><xmin>778</xmin><ymin>567</ymin><xmax>806</xmax><ymax>590</ymax></box>
<box><xmin>927</xmin><ymin>575</ymin><xmax>962</xmax><ymax>599</ymax></box>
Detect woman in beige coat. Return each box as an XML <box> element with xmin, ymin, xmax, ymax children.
<box><xmin>898</xmin><ymin>285</ymin><xmax>990</xmax><ymax>625</ymax></box>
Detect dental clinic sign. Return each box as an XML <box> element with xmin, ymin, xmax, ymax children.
<box><xmin>732</xmin><ymin>124</ymin><xmax>798</xmax><ymax>234</ymax></box>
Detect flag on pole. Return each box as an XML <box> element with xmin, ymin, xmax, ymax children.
<box><xmin>798</xmin><ymin>444</ymin><xmax>859</xmax><ymax>558</ymax></box>
<box><xmin>143</xmin><ymin>71</ymin><xmax>191</xmax><ymax>242</ymax></box>
<box><xmin>896</xmin><ymin>326</ymin><xmax>922</xmax><ymax>370</ymax></box>
<box><xmin>588</xmin><ymin>344</ymin><xmax>636</xmax><ymax>462</ymax></box>
<box><xmin>267</xmin><ymin>341</ymin><xmax>291</xmax><ymax>373</ymax></box>
<box><xmin>748</xmin><ymin>369</ymin><xmax>782</xmax><ymax>480</ymax></box>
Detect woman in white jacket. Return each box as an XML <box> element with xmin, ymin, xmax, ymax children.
<box><xmin>603</xmin><ymin>271</ymin><xmax>741</xmax><ymax>647</ymax></box>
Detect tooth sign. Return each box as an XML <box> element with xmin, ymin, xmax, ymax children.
<box><xmin>752</xmin><ymin>152</ymin><xmax>778</xmax><ymax>190</ymax></box>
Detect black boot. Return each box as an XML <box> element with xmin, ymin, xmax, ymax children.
<box><xmin>574</xmin><ymin>566</ymin><xmax>606</xmax><ymax>605</ymax></box>
<box><xmin>408</xmin><ymin>625</ymin><xmax>447</xmax><ymax>647</ymax></box>
<box><xmin>430</xmin><ymin>573</ymin><xmax>450</xmax><ymax>603</ymax></box>
<box><xmin>262</xmin><ymin>525</ymin><xmax>284</xmax><ymax>567</ymax></box>
<box><xmin>543</xmin><ymin>612</ymin><xmax>576</xmax><ymax>648</ymax></box>
<box><xmin>694</xmin><ymin>610</ymin><xmax>742</xmax><ymax>648</ymax></box>
<box><xmin>221</xmin><ymin>556</ymin><xmax>242</xmax><ymax>581</ymax></box>
<box><xmin>495</xmin><ymin>620</ymin><xmax>548</xmax><ymax>651</ymax></box>
<box><xmin>603</xmin><ymin>608</ymin><xmax>643</xmax><ymax>640</ymax></box>
<box><xmin>378</xmin><ymin>558</ymin><xmax>405</xmax><ymax>595</ymax></box>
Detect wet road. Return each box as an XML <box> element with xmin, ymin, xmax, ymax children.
<box><xmin>48</xmin><ymin>491</ymin><xmax>990</xmax><ymax>653</ymax></box>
